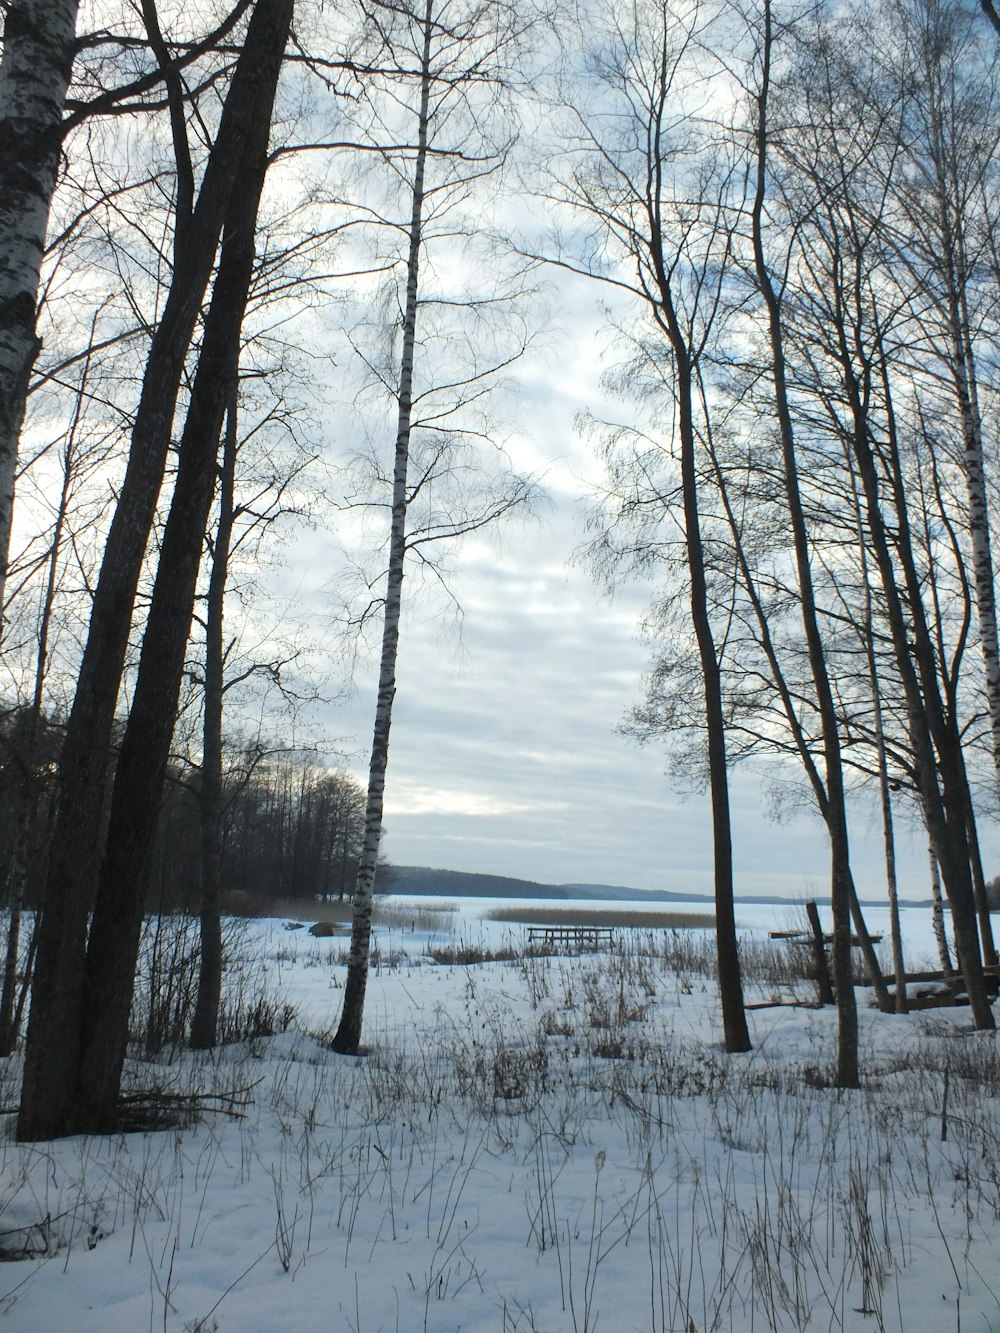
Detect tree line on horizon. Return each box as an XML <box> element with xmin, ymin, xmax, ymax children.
<box><xmin>2</xmin><ymin>0</ymin><xmax>1000</xmax><ymax>1136</ymax></box>
<box><xmin>0</xmin><ymin>707</ymin><xmax>367</xmax><ymax>915</ymax></box>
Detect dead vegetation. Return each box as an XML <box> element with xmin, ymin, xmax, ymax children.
<box><xmin>486</xmin><ymin>904</ymin><xmax>716</xmax><ymax>929</ymax></box>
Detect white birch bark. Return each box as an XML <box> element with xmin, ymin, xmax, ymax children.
<box><xmin>0</xmin><ymin>0</ymin><xmax>80</xmax><ymax>614</ymax></box>
<box><xmin>928</xmin><ymin>846</ymin><xmax>953</xmax><ymax>973</ymax></box>
<box><xmin>332</xmin><ymin>0</ymin><xmax>434</xmax><ymax>1055</ymax></box>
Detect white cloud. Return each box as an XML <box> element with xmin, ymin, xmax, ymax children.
<box><xmin>382</xmin><ymin>784</ymin><xmax>564</xmax><ymax>819</ymax></box>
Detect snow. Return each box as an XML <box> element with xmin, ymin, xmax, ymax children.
<box><xmin>0</xmin><ymin>898</ymin><xmax>997</xmax><ymax>1332</ymax></box>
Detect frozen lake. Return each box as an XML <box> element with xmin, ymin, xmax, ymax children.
<box><xmin>371</xmin><ymin>893</ymin><xmax>963</xmax><ymax>970</ymax></box>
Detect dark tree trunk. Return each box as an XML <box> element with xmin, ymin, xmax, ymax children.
<box><xmin>961</xmin><ymin>768</ymin><xmax>998</xmax><ymax>967</ymax></box>
<box><xmin>75</xmin><ymin>28</ymin><xmax>286</xmax><ymax>1131</ymax></box>
<box><xmin>17</xmin><ymin>0</ymin><xmax>292</xmax><ymax>1141</ymax></box>
<box><xmin>844</xmin><ymin>350</ymin><xmax>994</xmax><ymax>1030</ymax></box>
<box><xmin>751</xmin><ymin>0</ymin><xmax>858</xmax><ymax>1084</ymax></box>
<box><xmin>0</xmin><ymin>819</ymin><xmax>29</xmax><ymax>1057</ymax></box>
<box><xmin>1</xmin><ymin>399</ymin><xmax>78</xmax><ymax>1055</ymax></box>
<box><xmin>191</xmin><ymin>389</ymin><xmax>238</xmax><ymax>1050</ymax></box>
<box><xmin>674</xmin><ymin>339</ymin><xmax>751</xmax><ymax>1054</ymax></box>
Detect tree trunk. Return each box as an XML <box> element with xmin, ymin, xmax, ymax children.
<box><xmin>0</xmin><ymin>0</ymin><xmax>80</xmax><ymax>613</ymax></box>
<box><xmin>0</xmin><ymin>406</ymin><xmax>76</xmax><ymax>1054</ymax></box>
<box><xmin>75</xmin><ymin>27</ymin><xmax>286</xmax><ymax>1131</ymax></box>
<box><xmin>962</xmin><ymin>780</ymin><xmax>997</xmax><ymax>967</ymax></box>
<box><xmin>331</xmin><ymin>0</ymin><xmax>434</xmax><ymax>1056</ymax></box>
<box><xmin>191</xmin><ymin>389</ymin><xmax>239</xmax><ymax>1050</ymax></box>
<box><xmin>706</xmin><ymin>428</ymin><xmax>889</xmax><ymax>1017</ymax></box>
<box><xmin>929</xmin><ymin>846</ymin><xmax>953</xmax><ymax>972</ymax></box>
<box><xmin>918</xmin><ymin>53</ymin><xmax>1000</xmax><ymax>855</ymax></box>
<box><xmin>18</xmin><ymin>0</ymin><xmax>292</xmax><ymax>1141</ymax></box>
<box><xmin>850</xmin><ymin>466</ymin><xmax>906</xmax><ymax>1010</ymax></box>
<box><xmin>873</xmin><ymin>709</ymin><xmax>906</xmax><ymax>1013</ymax></box>
<box><xmin>843</xmin><ymin>349</ymin><xmax>992</xmax><ymax>1029</ymax></box>
<box><xmin>0</xmin><ymin>824</ymin><xmax>28</xmax><ymax>1057</ymax></box>
<box><xmin>750</xmin><ymin>0</ymin><xmax>858</xmax><ymax>1084</ymax></box>
<box><xmin>674</xmin><ymin>337</ymin><xmax>751</xmax><ymax>1054</ymax></box>
<box><xmin>805</xmin><ymin>900</ymin><xmax>834</xmax><ymax>1006</ymax></box>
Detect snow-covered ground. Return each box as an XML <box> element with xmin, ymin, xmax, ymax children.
<box><xmin>0</xmin><ymin>900</ymin><xmax>997</xmax><ymax>1332</ymax></box>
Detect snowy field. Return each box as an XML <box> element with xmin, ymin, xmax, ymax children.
<box><xmin>0</xmin><ymin>898</ymin><xmax>998</xmax><ymax>1332</ymax></box>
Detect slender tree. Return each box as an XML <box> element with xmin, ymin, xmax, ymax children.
<box><xmin>745</xmin><ymin>0</ymin><xmax>867</xmax><ymax>1081</ymax></box>
<box><xmin>542</xmin><ymin>0</ymin><xmax>751</xmax><ymax>1052</ymax></box>
<box><xmin>332</xmin><ymin>0</ymin><xmax>533</xmax><ymax>1054</ymax></box>
<box><xmin>189</xmin><ymin>389</ymin><xmax>238</xmax><ymax>1051</ymax></box>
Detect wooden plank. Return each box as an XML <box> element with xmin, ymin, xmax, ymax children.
<box><xmin>768</xmin><ymin>929</ymin><xmax>883</xmax><ymax>945</ymax></box>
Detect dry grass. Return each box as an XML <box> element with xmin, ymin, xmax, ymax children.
<box><xmin>373</xmin><ymin>900</ymin><xmax>459</xmax><ymax>931</ymax></box>
<box><xmin>486</xmin><ymin>904</ymin><xmax>716</xmax><ymax>930</ymax></box>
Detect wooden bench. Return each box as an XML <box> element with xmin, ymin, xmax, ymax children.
<box><xmin>525</xmin><ymin>925</ymin><xmax>615</xmax><ymax>954</ymax></box>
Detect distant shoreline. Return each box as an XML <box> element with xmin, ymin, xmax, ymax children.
<box><xmin>382</xmin><ymin>863</ymin><xmax>935</xmax><ymax>911</ymax></box>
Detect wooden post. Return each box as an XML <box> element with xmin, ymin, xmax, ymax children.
<box><xmin>806</xmin><ymin>900</ymin><xmax>835</xmax><ymax>1006</ymax></box>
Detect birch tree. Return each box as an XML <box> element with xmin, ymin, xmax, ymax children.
<box><xmin>874</xmin><ymin>0</ymin><xmax>1000</xmax><ymax>830</ymax></box>
<box><xmin>744</xmin><ymin>0</ymin><xmax>871</xmax><ymax>1080</ymax></box>
<box><xmin>331</xmin><ymin>0</ymin><xmax>535</xmax><ymax>1054</ymax></box>
<box><xmin>0</xmin><ymin>0</ymin><xmax>81</xmax><ymax>617</ymax></box>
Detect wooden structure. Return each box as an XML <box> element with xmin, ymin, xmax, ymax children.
<box><xmin>769</xmin><ymin>904</ymin><xmax>999</xmax><ymax>1010</ymax></box>
<box><xmin>526</xmin><ymin>925</ymin><xmax>615</xmax><ymax>954</ymax></box>
<box><xmin>770</xmin><ymin>901</ymin><xmax>882</xmax><ymax>1006</ymax></box>
<box><xmin>898</xmin><ymin>965</ymin><xmax>1000</xmax><ymax>1009</ymax></box>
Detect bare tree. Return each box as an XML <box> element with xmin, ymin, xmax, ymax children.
<box><xmin>0</xmin><ymin>0</ymin><xmax>262</xmax><ymax>620</ymax></box>
<box><xmin>540</xmin><ymin>0</ymin><xmax>752</xmax><ymax>1053</ymax></box>
<box><xmin>771</xmin><ymin>4</ymin><xmax>995</xmax><ymax>1028</ymax></box>
<box><xmin>331</xmin><ymin>0</ymin><xmax>535</xmax><ymax>1054</ymax></box>
<box><xmin>189</xmin><ymin>389</ymin><xmax>238</xmax><ymax>1051</ymax></box>
<box><xmin>743</xmin><ymin>0</ymin><xmax>868</xmax><ymax>1081</ymax></box>
<box><xmin>852</xmin><ymin>2</ymin><xmax>1000</xmax><ymax>851</ymax></box>
<box><xmin>187</xmin><ymin>365</ymin><xmax>317</xmax><ymax>1047</ymax></box>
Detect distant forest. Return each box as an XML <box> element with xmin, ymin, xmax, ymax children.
<box><xmin>0</xmin><ymin>706</ymin><xmax>365</xmax><ymax>911</ymax></box>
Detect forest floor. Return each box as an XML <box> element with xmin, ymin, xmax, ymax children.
<box><xmin>0</xmin><ymin>910</ymin><xmax>997</xmax><ymax>1332</ymax></box>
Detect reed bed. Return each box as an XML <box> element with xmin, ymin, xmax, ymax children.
<box><xmin>486</xmin><ymin>904</ymin><xmax>716</xmax><ymax>929</ymax></box>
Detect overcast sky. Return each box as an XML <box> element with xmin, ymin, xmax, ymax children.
<box><xmin>334</xmin><ymin>514</ymin><xmax>979</xmax><ymax>903</ymax></box>
<box><xmin>289</xmin><ymin>282</ymin><xmax>1000</xmax><ymax>905</ymax></box>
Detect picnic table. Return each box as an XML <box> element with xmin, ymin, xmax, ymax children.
<box><xmin>525</xmin><ymin>924</ymin><xmax>615</xmax><ymax>953</ymax></box>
